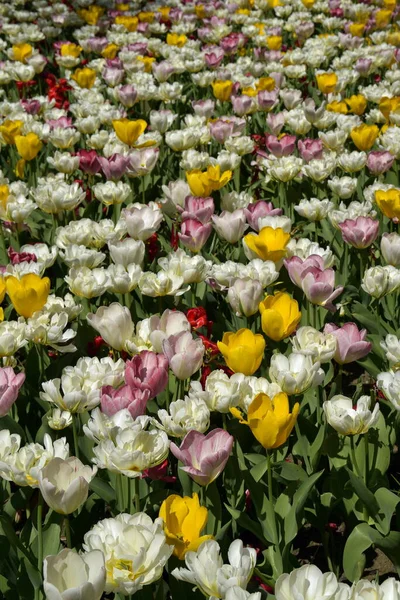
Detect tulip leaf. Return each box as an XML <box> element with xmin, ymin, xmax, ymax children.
<box><xmin>0</xmin><ymin>514</ymin><xmax>36</xmax><ymax>566</ymax></box>
<box><xmin>343</xmin><ymin>523</ymin><xmax>400</xmax><ymax>582</ymax></box>
<box><xmin>224</xmin><ymin>504</ymin><xmax>268</xmax><ymax>545</ymax></box>
<box><xmin>42</xmin><ymin>514</ymin><xmax>62</xmax><ymax>557</ymax></box>
<box><xmin>284</xmin><ymin>471</ymin><xmax>323</xmax><ymax>545</ymax></box>
<box><xmin>345</xmin><ymin>468</ymin><xmax>381</xmax><ymax>522</ymax></box>
<box><xmin>250</xmin><ymin>459</ymin><xmax>269</xmax><ymax>482</ymax></box>
<box><xmin>90</xmin><ymin>476</ymin><xmax>116</xmax><ymax>503</ymax></box>
<box><xmin>374</xmin><ymin>488</ymin><xmax>400</xmax><ymax>536</ymax></box>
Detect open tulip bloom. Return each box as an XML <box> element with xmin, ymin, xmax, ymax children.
<box><xmin>1</xmin><ymin>0</ymin><xmax>400</xmax><ymax>597</ymax></box>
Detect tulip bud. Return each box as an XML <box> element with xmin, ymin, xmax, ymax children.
<box><xmin>324</xmin><ymin>322</ymin><xmax>371</xmax><ymax>364</ymax></box>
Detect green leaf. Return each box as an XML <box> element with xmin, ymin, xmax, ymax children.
<box><xmin>284</xmin><ymin>471</ymin><xmax>323</xmax><ymax>545</ymax></box>
<box><xmin>90</xmin><ymin>477</ymin><xmax>116</xmax><ymax>503</ymax></box>
<box><xmin>346</xmin><ymin>468</ymin><xmax>380</xmax><ymax>521</ymax></box>
<box><xmin>250</xmin><ymin>459</ymin><xmax>268</xmax><ymax>482</ymax></box>
<box><xmin>374</xmin><ymin>488</ymin><xmax>400</xmax><ymax>536</ymax></box>
<box><xmin>224</xmin><ymin>504</ymin><xmax>268</xmax><ymax>545</ymax></box>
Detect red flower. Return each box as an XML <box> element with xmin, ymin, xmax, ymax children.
<box><xmin>186</xmin><ymin>307</ymin><xmax>208</xmax><ymax>330</ymax></box>
<box><xmin>142</xmin><ymin>460</ymin><xmax>176</xmax><ymax>483</ymax></box>
<box><xmin>170</xmin><ymin>224</ymin><xmax>179</xmax><ymax>251</ymax></box>
<box><xmin>146</xmin><ymin>232</ymin><xmax>159</xmax><ymax>262</ymax></box>
<box><xmin>87</xmin><ymin>336</ymin><xmax>106</xmax><ymax>356</ymax></box>
<box><xmin>197</xmin><ymin>334</ymin><xmax>219</xmax><ymax>357</ymax></box>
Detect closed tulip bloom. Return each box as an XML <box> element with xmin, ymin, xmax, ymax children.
<box><xmin>350</xmin><ymin>124</ymin><xmax>379</xmax><ymax>151</ymax></box>
<box><xmin>0</xmin><ymin>367</ymin><xmax>25</xmax><ymax>417</ymax></box>
<box><xmin>265</xmin><ymin>134</ymin><xmax>296</xmax><ymax>158</ymax></box>
<box><xmin>87</xmin><ymin>304</ymin><xmax>134</xmax><ymax>351</ymax></box>
<box><xmin>238</xmin><ymin>392</ymin><xmax>299</xmax><ymax>449</ymax></box>
<box><xmin>162</xmin><ymin>331</ymin><xmax>205</xmax><ymax>380</ymax></box>
<box><xmin>324</xmin><ymin>322</ymin><xmax>371</xmax><ymax>364</ymax></box>
<box><xmin>159</xmin><ymin>493</ymin><xmax>212</xmax><ymax>559</ymax></box>
<box><xmin>375</xmin><ymin>189</ymin><xmax>400</xmax><ymax>220</ymax></box>
<box><xmin>366</xmin><ymin>151</ymin><xmax>394</xmax><ymax>175</ymax></box>
<box><xmin>227</xmin><ymin>277</ymin><xmax>264</xmax><ymax>317</ymax></box>
<box><xmin>186</xmin><ymin>165</ymin><xmax>232</xmax><ymax>197</ymax></box>
<box><xmin>244</xmin><ymin>201</ymin><xmax>282</xmax><ymax>231</ymax></box>
<box><xmin>15</xmin><ymin>133</ymin><xmax>42</xmax><ymax>161</ymax></box>
<box><xmin>6</xmin><ymin>274</ymin><xmax>50</xmax><ymax>318</ymax></box>
<box><xmin>125</xmin><ymin>351</ymin><xmax>169</xmax><ymax>399</ymax></box>
<box><xmin>275</xmin><ymin>564</ymin><xmax>342</xmax><ymax>600</ymax></box>
<box><xmin>112</xmin><ymin>119</ymin><xmax>147</xmax><ymax>146</ymax></box>
<box><xmin>338</xmin><ymin>216</ymin><xmax>379</xmax><ymax>249</ymax></box>
<box><xmin>217</xmin><ymin>328</ymin><xmax>265</xmax><ymax>376</ymax></box>
<box><xmin>212</xmin><ymin>209</ymin><xmax>248</xmax><ymax>244</ymax></box>
<box><xmin>316</xmin><ymin>72</ymin><xmax>338</xmax><ymax>94</ymax></box>
<box><xmin>244</xmin><ymin>227</ymin><xmax>290</xmax><ymax>262</ymax></box>
<box><xmin>381</xmin><ymin>233</ymin><xmax>400</xmax><ymax>266</ymax></box>
<box><xmin>101</xmin><ymin>385</ymin><xmax>150</xmax><ymax>419</ymax></box>
<box><xmin>179</xmin><ymin>219</ymin><xmax>213</xmax><ymax>253</ymax></box>
<box><xmin>179</xmin><ymin>196</ymin><xmax>215</xmax><ymax>224</ymax></box>
<box><xmin>43</xmin><ymin>549</ymin><xmax>106</xmax><ymax>600</ymax></box>
<box><xmin>259</xmin><ymin>292</ymin><xmax>301</xmax><ymax>341</ymax></box>
<box><xmin>39</xmin><ymin>457</ymin><xmax>97</xmax><ymax>514</ymax></box>
<box><xmin>212</xmin><ymin>80</ymin><xmax>233</xmax><ymax>102</ymax></box>
<box><xmin>170</xmin><ymin>429</ymin><xmax>234</xmax><ymax>486</ymax></box>
<box><xmin>71</xmin><ymin>67</ymin><xmax>96</xmax><ymax>88</ymax></box>
<box><xmin>323</xmin><ymin>395</ymin><xmax>380</xmax><ymax>435</ymax></box>
<box><xmin>12</xmin><ymin>43</ymin><xmax>33</xmax><ymax>63</ymax></box>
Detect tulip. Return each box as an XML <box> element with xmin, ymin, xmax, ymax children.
<box><xmin>316</xmin><ymin>72</ymin><xmax>338</xmax><ymax>94</ymax></box>
<box><xmin>43</xmin><ymin>549</ymin><xmax>106</xmax><ymax>600</ymax></box>
<box><xmin>265</xmin><ymin>134</ymin><xmax>296</xmax><ymax>158</ymax></box>
<box><xmin>117</xmin><ymin>84</ymin><xmax>137</xmax><ymax>107</ymax></box>
<box><xmin>324</xmin><ymin>322</ymin><xmax>372</xmax><ymax>364</ymax></box>
<box><xmin>244</xmin><ymin>227</ymin><xmax>290</xmax><ymax>262</ymax></box>
<box><xmin>244</xmin><ymin>201</ymin><xmax>282</xmax><ymax>231</ymax></box>
<box><xmin>98</xmin><ymin>154</ymin><xmax>130</xmax><ymax>180</ymax></box>
<box><xmin>212</xmin><ymin>209</ymin><xmax>248</xmax><ymax>244</ymax></box>
<box><xmin>300</xmin><ymin>266</ymin><xmax>343</xmax><ymax>312</ymax></box>
<box><xmin>381</xmin><ymin>233</ymin><xmax>400</xmax><ymax>266</ymax></box>
<box><xmin>269</xmin><ymin>353</ymin><xmax>324</xmax><ymax>395</ymax></box>
<box><xmin>275</xmin><ymin>565</ymin><xmax>341</xmax><ymax>600</ymax></box>
<box><xmin>350</xmin><ymin>124</ymin><xmax>379</xmax><ymax>151</ymax></box>
<box><xmin>179</xmin><ymin>219</ymin><xmax>213</xmax><ymax>252</ymax></box>
<box><xmin>15</xmin><ymin>132</ymin><xmax>42</xmax><ymax>161</ymax></box>
<box><xmin>71</xmin><ymin>67</ymin><xmax>96</xmax><ymax>88</ymax></box>
<box><xmin>338</xmin><ymin>216</ymin><xmax>379</xmax><ymax>249</ymax></box>
<box><xmin>186</xmin><ymin>165</ymin><xmax>232</xmax><ymax>197</ymax></box>
<box><xmin>162</xmin><ymin>331</ymin><xmax>205</xmax><ymax>380</ymax></box>
<box><xmin>77</xmin><ymin>149</ymin><xmax>101</xmax><ymax>175</ymax></box>
<box><xmin>125</xmin><ymin>351</ymin><xmax>169</xmax><ymax>398</ymax></box>
<box><xmin>0</xmin><ymin>367</ymin><xmax>25</xmax><ymax>417</ymax></box>
<box><xmin>112</xmin><ymin>118</ymin><xmax>147</xmax><ymax>146</ymax></box>
<box><xmin>362</xmin><ymin>265</ymin><xmax>400</xmax><ymax>299</ymax></box>
<box><xmin>227</xmin><ymin>278</ymin><xmax>264</xmax><ymax>317</ymax></box>
<box><xmin>87</xmin><ymin>303</ymin><xmax>134</xmax><ymax>351</ymax></box>
<box><xmin>323</xmin><ymin>395</ymin><xmax>380</xmax><ymax>435</ymax></box>
<box><xmin>171</xmin><ymin>429</ymin><xmax>234</xmax><ymax>486</ymax></box>
<box><xmin>39</xmin><ymin>457</ymin><xmax>97</xmax><ymax>514</ymax></box>
<box><xmin>298</xmin><ymin>138</ymin><xmax>324</xmax><ymax>162</ymax></box>
<box><xmin>6</xmin><ymin>274</ymin><xmax>50</xmax><ymax>318</ymax></box>
<box><xmin>12</xmin><ymin>43</ymin><xmax>33</xmax><ymax>63</ymax></box>
<box><xmin>259</xmin><ymin>292</ymin><xmax>301</xmax><ymax>341</ymax></box>
<box><xmin>345</xmin><ymin>94</ymin><xmax>367</xmax><ymax>115</ymax></box>
<box><xmin>217</xmin><ymin>328</ymin><xmax>265</xmax><ymax>376</ymax></box>
<box><xmin>159</xmin><ymin>493</ymin><xmax>212</xmax><ymax>559</ymax></box>
<box><xmin>100</xmin><ymin>385</ymin><xmax>150</xmax><ymax>419</ymax></box>
<box><xmin>211</xmin><ymin>79</ymin><xmax>233</xmax><ymax>102</ymax></box>
<box><xmin>236</xmin><ymin>392</ymin><xmax>299</xmax><ymax>449</ymax></box>
<box><xmin>375</xmin><ymin>189</ymin><xmax>400</xmax><ymax>220</ymax></box>
<box><xmin>179</xmin><ymin>196</ymin><xmax>215</xmax><ymax>224</ymax></box>
<box><xmin>366</xmin><ymin>151</ymin><xmax>394</xmax><ymax>175</ymax></box>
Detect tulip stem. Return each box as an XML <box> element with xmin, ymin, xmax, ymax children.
<box><xmin>267</xmin><ymin>450</ymin><xmax>273</xmax><ymax>504</ymax></box>
<box><xmin>117</xmin><ymin>474</ymin><xmax>125</xmax><ymax>513</ymax></box>
<box><xmin>349</xmin><ymin>435</ymin><xmax>362</xmax><ymax>478</ymax></box>
<box><xmin>36</xmin><ymin>493</ymin><xmax>43</xmax><ymax>598</ymax></box>
<box><xmin>64</xmin><ymin>517</ymin><xmax>72</xmax><ymax>548</ymax></box>
<box><xmin>363</xmin><ymin>432</ymin><xmax>369</xmax><ymax>488</ymax></box>
<box><xmin>71</xmin><ymin>414</ymin><xmax>80</xmax><ymax>460</ymax></box>
<box><xmin>134</xmin><ymin>477</ymin><xmax>140</xmax><ymax>513</ymax></box>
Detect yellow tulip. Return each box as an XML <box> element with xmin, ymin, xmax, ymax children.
<box><xmin>345</xmin><ymin>94</ymin><xmax>367</xmax><ymax>116</ymax></box>
<box><xmin>12</xmin><ymin>43</ymin><xmax>33</xmax><ymax>63</ymax></box>
<box><xmin>244</xmin><ymin>227</ymin><xmax>290</xmax><ymax>263</ymax></box>
<box><xmin>266</xmin><ymin>36</ymin><xmax>282</xmax><ymax>50</ymax></box>
<box><xmin>350</xmin><ymin>124</ymin><xmax>379</xmax><ymax>151</ymax></box>
<box><xmin>242</xmin><ymin>87</ymin><xmax>257</xmax><ymax>97</ymax></box>
<box><xmin>136</xmin><ymin>56</ymin><xmax>156</xmax><ymax>72</ymax></box>
<box><xmin>387</xmin><ymin>32</ymin><xmax>400</xmax><ymax>47</ymax></box>
<box><xmin>0</xmin><ymin>120</ymin><xmax>23</xmax><ymax>145</ymax></box>
<box><xmin>116</xmin><ymin>3</ymin><xmax>129</xmax><ymax>9</ymax></box>
<box><xmin>375</xmin><ymin>189</ymin><xmax>400</xmax><ymax>220</ymax></box>
<box><xmin>115</xmin><ymin>15</ymin><xmax>138</xmax><ymax>31</ymax></box>
<box><xmin>233</xmin><ymin>392</ymin><xmax>299</xmax><ymax>449</ymax></box>
<box><xmin>159</xmin><ymin>494</ymin><xmax>212</xmax><ymax>560</ymax></box>
<box><xmin>256</xmin><ymin>77</ymin><xmax>275</xmax><ymax>92</ymax></box>
<box><xmin>77</xmin><ymin>5</ymin><xmax>104</xmax><ymax>25</ymax></box>
<box><xmin>326</xmin><ymin>101</ymin><xmax>348</xmax><ymax>114</ymax></box>
<box><xmin>301</xmin><ymin>0</ymin><xmax>315</xmax><ymax>7</ymax></box>
<box><xmin>15</xmin><ymin>159</ymin><xmax>25</xmax><ymax>179</ymax></box>
<box><xmin>166</xmin><ymin>33</ymin><xmax>187</xmax><ymax>47</ymax></box>
<box><xmin>60</xmin><ymin>43</ymin><xmax>82</xmax><ymax>58</ymax></box>
<box><xmin>379</xmin><ymin>96</ymin><xmax>400</xmax><ymax>121</ymax></box>
<box><xmin>101</xmin><ymin>44</ymin><xmax>119</xmax><ymax>59</ymax></box>
<box><xmin>6</xmin><ymin>274</ymin><xmax>50</xmax><ymax>318</ymax></box>
<box><xmin>0</xmin><ymin>278</ymin><xmax>6</xmax><ymax>304</ymax></box>
<box><xmin>195</xmin><ymin>4</ymin><xmax>206</xmax><ymax>18</ymax></box>
<box><xmin>375</xmin><ymin>9</ymin><xmax>392</xmax><ymax>28</ymax></box>
<box><xmin>112</xmin><ymin>119</ymin><xmax>147</xmax><ymax>146</ymax></box>
<box><xmin>259</xmin><ymin>292</ymin><xmax>301</xmax><ymax>342</ymax></box>
<box><xmin>186</xmin><ymin>165</ymin><xmax>232</xmax><ymax>197</ymax></box>
<box><xmin>138</xmin><ymin>11</ymin><xmax>155</xmax><ymax>22</ymax></box>
<box><xmin>349</xmin><ymin>23</ymin><xmax>365</xmax><ymax>37</ymax></box>
<box><xmin>217</xmin><ymin>328</ymin><xmax>265</xmax><ymax>376</ymax></box>
<box><xmin>15</xmin><ymin>133</ymin><xmax>42</xmax><ymax>161</ymax></box>
<box><xmin>159</xmin><ymin>6</ymin><xmax>171</xmax><ymax>19</ymax></box>
<box><xmin>316</xmin><ymin>72</ymin><xmax>337</xmax><ymax>94</ymax></box>
<box><xmin>0</xmin><ymin>185</ymin><xmax>9</xmax><ymax>210</ymax></box>
<box><xmin>211</xmin><ymin>80</ymin><xmax>233</xmax><ymax>102</ymax></box>
<box><xmin>71</xmin><ymin>67</ymin><xmax>96</xmax><ymax>89</ymax></box>
<box><xmin>0</xmin><ymin>308</ymin><xmax>4</xmax><ymax>322</ymax></box>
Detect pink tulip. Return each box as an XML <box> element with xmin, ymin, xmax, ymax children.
<box><xmin>209</xmin><ymin>119</ymin><xmax>235</xmax><ymax>143</ymax></box>
<box><xmin>300</xmin><ymin>267</ymin><xmax>344</xmax><ymax>312</ymax></box>
<box><xmin>355</xmin><ymin>57</ymin><xmax>372</xmax><ymax>75</ymax></box>
<box><xmin>324</xmin><ymin>323</ymin><xmax>372</xmax><ymax>364</ymax></box>
<box><xmin>231</xmin><ymin>95</ymin><xmax>254</xmax><ymax>116</ymax></box>
<box><xmin>244</xmin><ymin>201</ymin><xmax>282</xmax><ymax>231</ymax></box>
<box><xmin>21</xmin><ymin>99</ymin><xmax>41</xmax><ymax>115</ymax></box>
<box><xmin>266</xmin><ymin>111</ymin><xmax>285</xmax><ymax>135</ymax></box>
<box><xmin>170</xmin><ymin>429</ymin><xmax>234</xmax><ymax>486</ymax></box>
<box><xmin>265</xmin><ymin>134</ymin><xmax>296</xmax><ymax>157</ymax></box>
<box><xmin>102</xmin><ymin>67</ymin><xmax>124</xmax><ymax>87</ymax></box>
<box><xmin>152</xmin><ymin>61</ymin><xmax>175</xmax><ymax>82</ymax></box>
<box><xmin>98</xmin><ymin>154</ymin><xmax>130</xmax><ymax>180</ymax></box>
<box><xmin>257</xmin><ymin>90</ymin><xmax>279</xmax><ymax>111</ymax></box>
<box><xmin>338</xmin><ymin>216</ymin><xmax>379</xmax><ymax>248</ymax></box>
<box><xmin>192</xmin><ymin>99</ymin><xmax>215</xmax><ymax>118</ymax></box>
<box><xmin>117</xmin><ymin>84</ymin><xmax>137</xmax><ymax>108</ymax></box>
<box><xmin>87</xmin><ymin>37</ymin><xmax>109</xmax><ymax>53</ymax></box>
<box><xmin>204</xmin><ymin>49</ymin><xmax>225</xmax><ymax>69</ymax></box>
<box><xmin>0</xmin><ymin>368</ymin><xmax>25</xmax><ymax>417</ymax></box>
<box><xmin>298</xmin><ymin>139</ymin><xmax>324</xmax><ymax>162</ymax></box>
<box><xmin>125</xmin><ymin>351</ymin><xmax>169</xmax><ymax>399</ymax></box>
<box><xmin>179</xmin><ymin>196</ymin><xmax>215</xmax><ymax>224</ymax></box>
<box><xmin>162</xmin><ymin>331</ymin><xmax>205</xmax><ymax>380</ymax></box>
<box><xmin>178</xmin><ymin>219</ymin><xmax>213</xmax><ymax>252</ymax></box>
<box><xmin>77</xmin><ymin>150</ymin><xmax>101</xmax><ymax>175</ymax></box>
<box><xmin>8</xmin><ymin>247</ymin><xmax>37</xmax><ymax>265</ymax></box>
<box><xmin>284</xmin><ymin>255</ymin><xmax>326</xmax><ymax>287</ymax></box>
<box><xmin>100</xmin><ymin>384</ymin><xmax>150</xmax><ymax>418</ymax></box>
<box><xmin>366</xmin><ymin>151</ymin><xmax>395</xmax><ymax>175</ymax></box>
<box><xmin>47</xmin><ymin>117</ymin><xmax>73</xmax><ymax>129</ymax></box>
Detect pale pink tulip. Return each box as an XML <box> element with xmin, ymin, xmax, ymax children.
<box><xmin>338</xmin><ymin>216</ymin><xmax>379</xmax><ymax>249</ymax></box>
<box><xmin>0</xmin><ymin>368</ymin><xmax>25</xmax><ymax>417</ymax></box>
<box><xmin>125</xmin><ymin>351</ymin><xmax>169</xmax><ymax>399</ymax></box>
<box><xmin>324</xmin><ymin>323</ymin><xmax>372</xmax><ymax>364</ymax></box>
<box><xmin>162</xmin><ymin>331</ymin><xmax>205</xmax><ymax>380</ymax></box>
<box><xmin>366</xmin><ymin>151</ymin><xmax>394</xmax><ymax>175</ymax></box>
<box><xmin>244</xmin><ymin>201</ymin><xmax>282</xmax><ymax>231</ymax></box>
<box><xmin>298</xmin><ymin>139</ymin><xmax>324</xmax><ymax>162</ymax></box>
<box><xmin>170</xmin><ymin>429</ymin><xmax>234</xmax><ymax>486</ymax></box>
<box><xmin>265</xmin><ymin>134</ymin><xmax>296</xmax><ymax>157</ymax></box>
<box><xmin>100</xmin><ymin>385</ymin><xmax>150</xmax><ymax>418</ymax></box>
<box><xmin>179</xmin><ymin>219</ymin><xmax>212</xmax><ymax>252</ymax></box>
<box><xmin>179</xmin><ymin>196</ymin><xmax>215</xmax><ymax>224</ymax></box>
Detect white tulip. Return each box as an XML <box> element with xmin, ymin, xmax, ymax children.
<box><xmin>87</xmin><ymin>303</ymin><xmax>134</xmax><ymax>351</ymax></box>
<box><xmin>205</xmin><ymin>370</ymin><xmax>242</xmax><ymax>413</ymax></box>
<box><xmin>227</xmin><ymin>278</ymin><xmax>264</xmax><ymax>317</ymax></box>
<box><xmin>292</xmin><ymin>326</ymin><xmax>337</xmax><ymax>363</ymax></box>
<box><xmin>83</xmin><ymin>513</ymin><xmax>173</xmax><ymax>595</ymax></box>
<box><xmin>157</xmin><ymin>394</ymin><xmax>210</xmax><ymax>437</ymax></box>
<box><xmin>269</xmin><ymin>353</ymin><xmax>324</xmax><ymax>395</ymax></box>
<box><xmin>361</xmin><ymin>265</ymin><xmax>400</xmax><ymax>299</ymax></box>
<box><xmin>43</xmin><ymin>549</ymin><xmax>105</xmax><ymax>600</ymax></box>
<box><xmin>377</xmin><ymin>370</ymin><xmax>400</xmax><ymax>411</ymax></box>
<box><xmin>380</xmin><ymin>334</ymin><xmax>400</xmax><ymax>369</ymax></box>
<box><xmin>275</xmin><ymin>565</ymin><xmax>345</xmax><ymax>600</ymax></box>
<box><xmin>148</xmin><ymin>309</ymin><xmax>191</xmax><ymax>353</ymax></box>
<box><xmin>39</xmin><ymin>457</ymin><xmax>97</xmax><ymax>514</ymax></box>
<box><xmin>323</xmin><ymin>395</ymin><xmax>380</xmax><ymax>435</ymax></box>
<box><xmin>108</xmin><ymin>238</ymin><xmax>145</xmax><ymax>267</ymax></box>
<box><xmin>122</xmin><ymin>201</ymin><xmax>163</xmax><ymax>241</ymax></box>
<box><xmin>381</xmin><ymin>233</ymin><xmax>400</xmax><ymax>267</ymax></box>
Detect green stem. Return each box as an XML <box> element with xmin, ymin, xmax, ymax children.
<box><xmin>117</xmin><ymin>474</ymin><xmax>125</xmax><ymax>513</ymax></box>
<box><xmin>127</xmin><ymin>477</ymin><xmax>132</xmax><ymax>513</ymax></box>
<box><xmin>266</xmin><ymin>450</ymin><xmax>282</xmax><ymax>561</ymax></box>
<box><xmin>134</xmin><ymin>477</ymin><xmax>140</xmax><ymax>513</ymax></box>
<box><xmin>64</xmin><ymin>516</ymin><xmax>72</xmax><ymax>548</ymax></box>
<box><xmin>35</xmin><ymin>493</ymin><xmax>43</xmax><ymax>600</ymax></box>
<box><xmin>364</xmin><ymin>431</ymin><xmax>369</xmax><ymax>488</ymax></box>
<box><xmin>267</xmin><ymin>450</ymin><xmax>274</xmax><ymax>504</ymax></box>
<box><xmin>294</xmin><ymin>421</ymin><xmax>312</xmax><ymax>474</ymax></box>
<box><xmin>71</xmin><ymin>414</ymin><xmax>80</xmax><ymax>460</ymax></box>
<box><xmin>349</xmin><ymin>435</ymin><xmax>362</xmax><ymax>478</ymax></box>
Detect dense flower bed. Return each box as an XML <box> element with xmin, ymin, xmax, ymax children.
<box><xmin>0</xmin><ymin>0</ymin><xmax>400</xmax><ymax>598</ymax></box>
